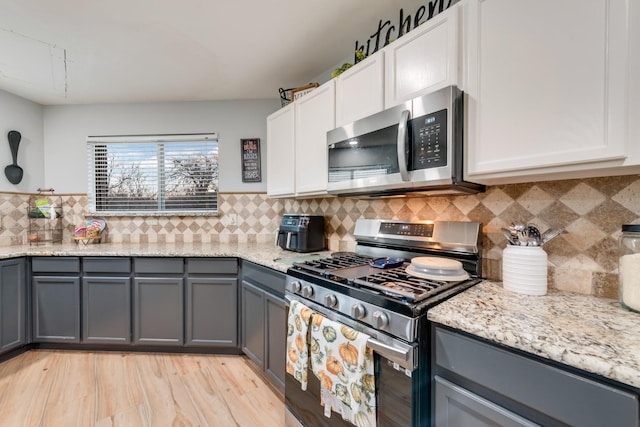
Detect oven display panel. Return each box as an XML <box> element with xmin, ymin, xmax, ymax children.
<box><xmin>380</xmin><ymin>222</ymin><xmax>434</xmax><ymax>237</ymax></box>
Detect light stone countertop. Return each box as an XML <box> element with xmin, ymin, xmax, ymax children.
<box><xmin>0</xmin><ymin>242</ymin><xmax>331</xmax><ymax>273</ymax></box>
<box><xmin>428</xmin><ymin>281</ymin><xmax>640</xmax><ymax>390</ymax></box>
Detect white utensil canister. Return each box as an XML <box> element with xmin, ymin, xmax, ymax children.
<box><xmin>502</xmin><ymin>245</ymin><xmax>548</xmax><ymax>295</ymax></box>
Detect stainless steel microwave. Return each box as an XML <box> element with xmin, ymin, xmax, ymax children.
<box><xmin>327</xmin><ymin>85</ymin><xmax>485</xmax><ymax>197</ymax></box>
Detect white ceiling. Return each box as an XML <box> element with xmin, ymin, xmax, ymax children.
<box><xmin>0</xmin><ymin>0</ymin><xmax>426</xmax><ymax>105</ymax></box>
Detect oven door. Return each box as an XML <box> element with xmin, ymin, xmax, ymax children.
<box><xmin>285</xmin><ymin>294</ymin><xmax>424</xmax><ymax>427</ymax></box>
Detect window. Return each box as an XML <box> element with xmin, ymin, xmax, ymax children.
<box><xmin>87</xmin><ymin>134</ymin><xmax>218</xmax><ymax>215</ymax></box>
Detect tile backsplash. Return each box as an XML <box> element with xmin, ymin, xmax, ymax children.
<box><xmin>2</xmin><ymin>174</ymin><xmax>639</xmax><ymax>298</ymax></box>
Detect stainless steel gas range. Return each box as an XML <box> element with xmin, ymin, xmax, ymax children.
<box><xmin>284</xmin><ymin>219</ymin><xmax>482</xmax><ymax>427</ymax></box>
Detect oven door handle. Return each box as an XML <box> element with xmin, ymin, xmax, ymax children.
<box><xmin>367</xmin><ymin>338</ymin><xmax>411</xmax><ymax>366</ymax></box>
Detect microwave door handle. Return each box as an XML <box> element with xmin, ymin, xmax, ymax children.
<box><xmin>397</xmin><ymin>109</ymin><xmax>411</xmax><ymax>181</ymax></box>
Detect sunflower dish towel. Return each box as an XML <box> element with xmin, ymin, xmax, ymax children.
<box><xmin>310</xmin><ymin>313</ymin><xmax>377</xmax><ymax>427</ymax></box>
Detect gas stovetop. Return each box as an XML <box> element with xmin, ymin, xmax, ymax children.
<box><xmin>285</xmin><ymin>219</ymin><xmax>483</xmax><ymax>340</ymax></box>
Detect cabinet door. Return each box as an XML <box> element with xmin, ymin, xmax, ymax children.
<box><xmin>464</xmin><ymin>0</ymin><xmax>630</xmax><ymax>180</ymax></box>
<box><xmin>0</xmin><ymin>258</ymin><xmax>26</xmax><ymax>352</ymax></box>
<box><xmin>82</xmin><ymin>277</ymin><xmax>131</xmax><ymax>344</ymax></box>
<box><xmin>264</xmin><ymin>293</ymin><xmax>286</xmax><ymax>391</ymax></box>
<box><xmin>294</xmin><ymin>80</ymin><xmax>335</xmax><ymax>197</ymax></box>
<box><xmin>384</xmin><ymin>7</ymin><xmax>459</xmax><ymax>108</ymax></box>
<box><xmin>241</xmin><ymin>281</ymin><xmax>265</xmax><ymax>369</ymax></box>
<box><xmin>266</xmin><ymin>103</ymin><xmax>295</xmax><ymax>198</ymax></box>
<box><xmin>336</xmin><ymin>52</ymin><xmax>385</xmax><ymax>126</ymax></box>
<box><xmin>185</xmin><ymin>277</ymin><xmax>237</xmax><ymax>347</ymax></box>
<box><xmin>133</xmin><ymin>277</ymin><xmax>183</xmax><ymax>346</ymax></box>
<box><xmin>32</xmin><ymin>276</ymin><xmax>80</xmax><ymax>343</ymax></box>
<box><xmin>434</xmin><ymin>376</ymin><xmax>539</xmax><ymax>427</ymax></box>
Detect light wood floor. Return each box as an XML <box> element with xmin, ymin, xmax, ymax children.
<box><xmin>0</xmin><ymin>350</ymin><xmax>284</xmax><ymax>427</ymax></box>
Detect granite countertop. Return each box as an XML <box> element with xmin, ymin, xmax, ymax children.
<box><xmin>428</xmin><ymin>281</ymin><xmax>640</xmax><ymax>390</ymax></box>
<box><xmin>0</xmin><ymin>242</ymin><xmax>331</xmax><ymax>273</ymax></box>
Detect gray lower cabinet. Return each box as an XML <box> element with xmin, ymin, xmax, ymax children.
<box><xmin>186</xmin><ymin>277</ymin><xmax>237</xmax><ymax>347</ymax></box>
<box><xmin>82</xmin><ymin>277</ymin><xmax>131</xmax><ymax>344</ymax></box>
<box><xmin>264</xmin><ymin>292</ymin><xmax>286</xmax><ymax>387</ymax></box>
<box><xmin>241</xmin><ymin>280</ymin><xmax>265</xmax><ymax>368</ymax></box>
<box><xmin>32</xmin><ymin>276</ymin><xmax>80</xmax><ymax>343</ymax></box>
<box><xmin>134</xmin><ymin>277</ymin><xmax>184</xmax><ymax>345</ymax></box>
<box><xmin>185</xmin><ymin>258</ymin><xmax>238</xmax><ymax>348</ymax></box>
<box><xmin>241</xmin><ymin>261</ymin><xmax>286</xmax><ymax>392</ymax></box>
<box><xmin>433</xmin><ymin>325</ymin><xmax>640</xmax><ymax>427</ymax></box>
<box><xmin>0</xmin><ymin>258</ymin><xmax>26</xmax><ymax>353</ymax></box>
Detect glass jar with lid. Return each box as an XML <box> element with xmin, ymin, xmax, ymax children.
<box><xmin>619</xmin><ymin>224</ymin><xmax>640</xmax><ymax>313</ymax></box>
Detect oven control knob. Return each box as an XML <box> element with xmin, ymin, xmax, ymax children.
<box><xmin>324</xmin><ymin>294</ymin><xmax>338</xmax><ymax>308</ymax></box>
<box><xmin>372</xmin><ymin>311</ymin><xmax>389</xmax><ymax>329</ymax></box>
<box><xmin>351</xmin><ymin>304</ymin><xmax>367</xmax><ymax>319</ymax></box>
<box><xmin>291</xmin><ymin>281</ymin><xmax>302</xmax><ymax>293</ymax></box>
<box><xmin>302</xmin><ymin>285</ymin><xmax>314</xmax><ymax>298</ymax></box>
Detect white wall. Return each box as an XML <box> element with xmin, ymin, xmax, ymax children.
<box><xmin>43</xmin><ymin>99</ymin><xmax>280</xmax><ymax>193</ymax></box>
<box><xmin>0</xmin><ymin>89</ymin><xmax>44</xmax><ymax>192</ymax></box>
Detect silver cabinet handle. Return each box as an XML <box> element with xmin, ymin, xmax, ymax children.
<box><xmin>397</xmin><ymin>109</ymin><xmax>411</xmax><ymax>182</ymax></box>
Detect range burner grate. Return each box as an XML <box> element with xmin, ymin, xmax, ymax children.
<box><xmin>353</xmin><ymin>266</ymin><xmax>458</xmax><ymax>302</ymax></box>
<box><xmin>292</xmin><ymin>253</ymin><xmax>374</xmax><ymax>274</ymax></box>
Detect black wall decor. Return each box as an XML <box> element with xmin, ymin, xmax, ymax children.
<box><xmin>241</xmin><ymin>138</ymin><xmax>261</xmax><ymax>183</ymax></box>
<box><xmin>354</xmin><ymin>0</ymin><xmax>459</xmax><ymax>63</ymax></box>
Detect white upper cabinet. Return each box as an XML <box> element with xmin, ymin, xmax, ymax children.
<box><xmin>463</xmin><ymin>0</ymin><xmax>636</xmax><ymax>183</ymax></box>
<box><xmin>266</xmin><ymin>103</ymin><xmax>295</xmax><ymax>198</ymax></box>
<box><xmin>335</xmin><ymin>51</ymin><xmax>385</xmax><ymax>127</ymax></box>
<box><xmin>384</xmin><ymin>6</ymin><xmax>459</xmax><ymax>109</ymax></box>
<box><xmin>294</xmin><ymin>80</ymin><xmax>335</xmax><ymax>197</ymax></box>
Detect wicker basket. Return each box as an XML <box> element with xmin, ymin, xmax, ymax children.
<box><xmin>278</xmin><ymin>83</ymin><xmax>319</xmax><ymax>107</ymax></box>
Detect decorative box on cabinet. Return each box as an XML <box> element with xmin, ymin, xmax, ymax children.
<box><xmin>384</xmin><ymin>5</ymin><xmax>460</xmax><ymax>108</ymax></box>
<box><xmin>432</xmin><ymin>326</ymin><xmax>639</xmax><ymax>427</ymax></box>
<box><xmin>462</xmin><ymin>0</ymin><xmax>635</xmax><ymax>183</ymax></box>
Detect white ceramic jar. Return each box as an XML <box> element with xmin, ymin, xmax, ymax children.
<box><xmin>619</xmin><ymin>224</ymin><xmax>640</xmax><ymax>313</ymax></box>
<box><xmin>502</xmin><ymin>245</ymin><xmax>548</xmax><ymax>296</ymax></box>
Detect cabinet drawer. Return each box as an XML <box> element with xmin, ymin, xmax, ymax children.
<box><xmin>83</xmin><ymin>257</ymin><xmax>131</xmax><ymax>273</ymax></box>
<box><xmin>241</xmin><ymin>260</ymin><xmax>285</xmax><ymax>297</ymax></box>
<box><xmin>134</xmin><ymin>258</ymin><xmax>183</xmax><ymax>274</ymax></box>
<box><xmin>31</xmin><ymin>257</ymin><xmax>80</xmax><ymax>273</ymax></box>
<box><xmin>187</xmin><ymin>258</ymin><xmax>237</xmax><ymax>275</ymax></box>
<box><xmin>434</xmin><ymin>327</ymin><xmax>639</xmax><ymax>427</ymax></box>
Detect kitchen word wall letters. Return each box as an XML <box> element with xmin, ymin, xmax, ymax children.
<box><xmin>354</xmin><ymin>0</ymin><xmax>458</xmax><ymax>62</ymax></box>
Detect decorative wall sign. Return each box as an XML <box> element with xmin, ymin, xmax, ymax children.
<box><xmin>241</xmin><ymin>138</ymin><xmax>261</xmax><ymax>182</ymax></box>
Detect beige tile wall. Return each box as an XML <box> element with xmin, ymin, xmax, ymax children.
<box><xmin>2</xmin><ymin>173</ymin><xmax>639</xmax><ymax>298</ymax></box>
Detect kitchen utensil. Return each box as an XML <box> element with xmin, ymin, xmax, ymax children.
<box><xmin>406</xmin><ymin>256</ymin><xmax>469</xmax><ymax>281</ymax></box>
<box><xmin>501</xmin><ymin>227</ymin><xmax>517</xmax><ymax>245</ymax></box>
<box><xmin>369</xmin><ymin>257</ymin><xmax>405</xmax><ymax>269</ymax></box>
<box><xmin>541</xmin><ymin>228</ymin><xmax>564</xmax><ymax>245</ymax></box>
<box><xmin>4</xmin><ymin>130</ymin><xmax>23</xmax><ymax>184</ymax></box>
<box><xmin>526</xmin><ymin>224</ymin><xmax>541</xmax><ymax>246</ymax></box>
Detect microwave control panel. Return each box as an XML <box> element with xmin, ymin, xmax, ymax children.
<box><xmin>411</xmin><ymin>108</ymin><xmax>448</xmax><ymax>170</ymax></box>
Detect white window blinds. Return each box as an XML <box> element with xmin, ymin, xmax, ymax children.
<box><xmin>87</xmin><ymin>134</ymin><xmax>218</xmax><ymax>214</ymax></box>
